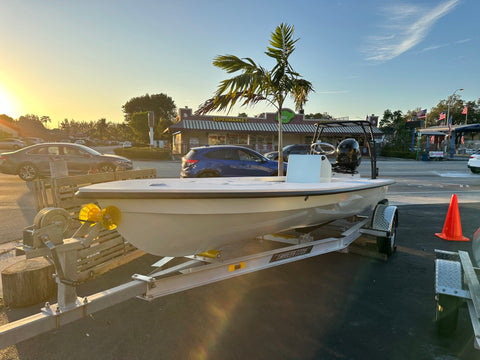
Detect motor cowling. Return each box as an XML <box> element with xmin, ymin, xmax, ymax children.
<box><xmin>336</xmin><ymin>138</ymin><xmax>361</xmax><ymax>171</ymax></box>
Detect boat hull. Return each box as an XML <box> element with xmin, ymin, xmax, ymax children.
<box><xmin>78</xmin><ymin>177</ymin><xmax>392</xmax><ymax>256</ymax></box>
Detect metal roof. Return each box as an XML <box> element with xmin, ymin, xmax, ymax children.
<box><xmin>168</xmin><ymin>120</ymin><xmax>383</xmax><ymax>136</ymax></box>
<box><xmin>419</xmin><ymin>124</ymin><xmax>480</xmax><ymax>133</ymax></box>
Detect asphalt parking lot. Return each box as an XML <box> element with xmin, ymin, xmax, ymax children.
<box><xmin>1</xmin><ymin>202</ymin><xmax>479</xmax><ymax>359</ymax></box>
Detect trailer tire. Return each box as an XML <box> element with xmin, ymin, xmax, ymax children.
<box><xmin>376</xmin><ymin>219</ymin><xmax>397</xmax><ymax>256</ymax></box>
<box><xmin>435</xmin><ymin>294</ymin><xmax>459</xmax><ymax>336</ymax></box>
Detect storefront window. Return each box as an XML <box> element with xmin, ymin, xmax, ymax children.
<box><xmin>227</xmin><ymin>134</ymin><xmax>238</xmax><ymax>144</ymax></box>
<box><xmin>238</xmin><ymin>134</ymin><xmax>248</xmax><ymax>144</ymax></box>
<box><xmin>208</xmin><ymin>134</ymin><xmax>226</xmax><ymax>145</ymax></box>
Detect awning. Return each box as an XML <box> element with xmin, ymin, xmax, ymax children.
<box><xmin>167</xmin><ymin>119</ymin><xmax>384</xmax><ymax>136</ymax></box>
<box><xmin>419</xmin><ymin>131</ymin><xmax>446</xmax><ymax>136</ymax></box>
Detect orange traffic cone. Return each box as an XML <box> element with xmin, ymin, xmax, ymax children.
<box><xmin>435</xmin><ymin>194</ymin><xmax>469</xmax><ymax>241</ymax></box>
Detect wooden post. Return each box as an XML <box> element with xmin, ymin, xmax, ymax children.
<box><xmin>1</xmin><ymin>258</ymin><xmax>57</xmax><ymax>308</ymax></box>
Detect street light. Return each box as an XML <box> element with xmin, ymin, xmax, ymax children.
<box><xmin>445</xmin><ymin>88</ymin><xmax>463</xmax><ymax>159</ymax></box>
<box><xmin>446</xmin><ymin>88</ymin><xmax>464</xmax><ymax>128</ymax></box>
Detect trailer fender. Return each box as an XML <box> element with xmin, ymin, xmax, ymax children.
<box><xmin>371</xmin><ymin>201</ymin><xmax>398</xmax><ymax>233</ymax></box>
<box><xmin>371</xmin><ymin>201</ymin><xmax>398</xmax><ymax>256</ymax></box>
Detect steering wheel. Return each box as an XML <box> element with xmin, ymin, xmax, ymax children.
<box><xmin>311</xmin><ymin>142</ymin><xmax>336</xmax><ymax>155</ymax></box>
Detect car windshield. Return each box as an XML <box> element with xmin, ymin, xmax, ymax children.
<box><xmin>76</xmin><ymin>144</ymin><xmax>102</xmax><ymax>156</ymax></box>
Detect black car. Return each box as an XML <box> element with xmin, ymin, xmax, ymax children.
<box><xmin>181</xmin><ymin>145</ymin><xmax>286</xmax><ymax>178</ymax></box>
<box><xmin>0</xmin><ymin>143</ymin><xmax>133</xmax><ymax>181</ymax></box>
<box><xmin>264</xmin><ymin>144</ymin><xmax>311</xmax><ymax>161</ymax></box>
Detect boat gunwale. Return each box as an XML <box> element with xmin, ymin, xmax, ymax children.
<box><xmin>76</xmin><ymin>181</ymin><xmax>393</xmax><ymax>200</ymax></box>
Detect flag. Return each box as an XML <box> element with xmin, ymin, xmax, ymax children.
<box><xmin>430</xmin><ymin>135</ymin><xmax>435</xmax><ymax>144</ymax></box>
<box><xmin>417</xmin><ymin>109</ymin><xmax>427</xmax><ymax>119</ymax></box>
<box><xmin>439</xmin><ymin>111</ymin><xmax>446</xmax><ymax>121</ymax></box>
<box><xmin>462</xmin><ymin>106</ymin><xmax>468</xmax><ymax>115</ymax></box>
<box><xmin>448</xmin><ymin>115</ymin><xmax>452</xmax><ymax>132</ymax></box>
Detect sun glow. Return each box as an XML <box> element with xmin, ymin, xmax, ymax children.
<box><xmin>0</xmin><ymin>85</ymin><xmax>19</xmax><ymax>117</ymax></box>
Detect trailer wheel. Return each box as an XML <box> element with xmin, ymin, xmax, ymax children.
<box><xmin>435</xmin><ymin>294</ymin><xmax>459</xmax><ymax>336</ymax></box>
<box><xmin>376</xmin><ymin>219</ymin><xmax>397</xmax><ymax>256</ymax></box>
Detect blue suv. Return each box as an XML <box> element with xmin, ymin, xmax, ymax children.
<box><xmin>181</xmin><ymin>145</ymin><xmax>286</xmax><ymax>178</ymax></box>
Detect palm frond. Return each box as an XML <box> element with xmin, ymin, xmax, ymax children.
<box><xmin>290</xmin><ymin>79</ymin><xmax>315</xmax><ymax>110</ymax></box>
<box><xmin>265</xmin><ymin>23</ymin><xmax>298</xmax><ymax>62</ymax></box>
<box><xmin>196</xmin><ymin>23</ymin><xmax>312</xmax><ymax>119</ymax></box>
<box><xmin>213</xmin><ymin>55</ymin><xmax>259</xmax><ymax>74</ymax></box>
<box><xmin>195</xmin><ymin>92</ymin><xmax>267</xmax><ymax>115</ymax></box>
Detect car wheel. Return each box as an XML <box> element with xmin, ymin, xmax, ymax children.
<box><xmin>99</xmin><ymin>163</ymin><xmax>116</xmax><ymax>173</ymax></box>
<box><xmin>470</xmin><ymin>167</ymin><xmax>480</xmax><ymax>174</ymax></box>
<box><xmin>18</xmin><ymin>163</ymin><xmax>39</xmax><ymax>181</ymax></box>
<box><xmin>197</xmin><ymin>171</ymin><xmax>219</xmax><ymax>178</ymax></box>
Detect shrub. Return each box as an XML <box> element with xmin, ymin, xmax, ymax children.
<box><xmin>380</xmin><ymin>146</ymin><xmax>416</xmax><ymax>159</ymax></box>
<box><xmin>113</xmin><ymin>147</ymin><xmax>172</xmax><ymax>160</ymax></box>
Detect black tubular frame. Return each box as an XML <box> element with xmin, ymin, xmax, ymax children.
<box><xmin>311</xmin><ymin>120</ymin><xmax>378</xmax><ymax>179</ymax></box>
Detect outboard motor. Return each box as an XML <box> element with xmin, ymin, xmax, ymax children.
<box><xmin>335</xmin><ymin>138</ymin><xmax>361</xmax><ymax>171</ymax></box>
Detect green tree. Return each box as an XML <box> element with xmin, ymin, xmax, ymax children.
<box><xmin>427</xmin><ymin>96</ymin><xmax>480</xmax><ymax>126</ymax></box>
<box><xmin>129</xmin><ymin>112</ymin><xmax>150</xmax><ymax>142</ymax></box>
<box><xmin>196</xmin><ymin>23</ymin><xmax>314</xmax><ymax>175</ymax></box>
<box><xmin>463</xmin><ymin>99</ymin><xmax>480</xmax><ymax>124</ymax></box>
<box><xmin>40</xmin><ymin>116</ymin><xmax>51</xmax><ymax>127</ymax></box>
<box><xmin>379</xmin><ymin>109</ymin><xmax>414</xmax><ymax>152</ymax></box>
<box><xmin>122</xmin><ymin>93</ymin><xmax>176</xmax><ymax>140</ymax></box>
<box><xmin>305</xmin><ymin>112</ymin><xmax>332</xmax><ymax>120</ymax></box>
<box><xmin>17</xmin><ymin>114</ymin><xmax>49</xmax><ymax>138</ymax></box>
<box><xmin>0</xmin><ymin>114</ymin><xmax>15</xmax><ymax>125</ymax></box>
<box><xmin>94</xmin><ymin>118</ymin><xmax>108</xmax><ymax>140</ymax></box>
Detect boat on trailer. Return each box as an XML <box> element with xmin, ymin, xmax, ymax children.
<box><xmin>0</xmin><ymin>121</ymin><xmax>399</xmax><ymax>349</ymax></box>
<box><xmin>76</xmin><ymin>120</ymin><xmax>394</xmax><ymax>257</ymax></box>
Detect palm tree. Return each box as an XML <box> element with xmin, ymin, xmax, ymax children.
<box><xmin>196</xmin><ymin>23</ymin><xmax>314</xmax><ymax>175</ymax></box>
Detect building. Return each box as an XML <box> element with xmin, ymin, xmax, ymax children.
<box><xmin>418</xmin><ymin>123</ymin><xmax>480</xmax><ymax>158</ymax></box>
<box><xmin>0</xmin><ymin>119</ymin><xmax>19</xmax><ymax>137</ymax></box>
<box><xmin>167</xmin><ymin>107</ymin><xmax>384</xmax><ymax>156</ymax></box>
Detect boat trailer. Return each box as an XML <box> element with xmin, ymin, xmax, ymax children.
<box><xmin>0</xmin><ymin>202</ymin><xmax>398</xmax><ymax>349</ymax></box>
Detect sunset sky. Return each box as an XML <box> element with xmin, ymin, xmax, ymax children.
<box><xmin>0</xmin><ymin>0</ymin><xmax>477</xmax><ymax>128</ymax></box>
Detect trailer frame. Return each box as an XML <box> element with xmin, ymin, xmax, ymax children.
<box><xmin>434</xmin><ymin>249</ymin><xmax>480</xmax><ymax>349</ymax></box>
<box><xmin>0</xmin><ymin>202</ymin><xmax>397</xmax><ymax>350</ymax></box>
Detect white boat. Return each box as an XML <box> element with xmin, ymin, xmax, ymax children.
<box><xmin>76</xmin><ymin>121</ymin><xmax>394</xmax><ymax>257</ymax></box>
<box><xmin>76</xmin><ymin>157</ymin><xmax>394</xmax><ymax>256</ymax></box>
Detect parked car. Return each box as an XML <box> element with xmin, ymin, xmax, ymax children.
<box><xmin>181</xmin><ymin>145</ymin><xmax>287</xmax><ymax>178</ymax></box>
<box><xmin>0</xmin><ymin>138</ymin><xmax>26</xmax><ymax>150</ymax></box>
<box><xmin>22</xmin><ymin>137</ymin><xmax>44</xmax><ymax>145</ymax></box>
<box><xmin>468</xmin><ymin>150</ymin><xmax>480</xmax><ymax>174</ymax></box>
<box><xmin>122</xmin><ymin>141</ymin><xmax>132</xmax><ymax>148</ymax></box>
<box><xmin>0</xmin><ymin>143</ymin><xmax>133</xmax><ymax>181</ymax></box>
<box><xmin>264</xmin><ymin>144</ymin><xmax>311</xmax><ymax>162</ymax></box>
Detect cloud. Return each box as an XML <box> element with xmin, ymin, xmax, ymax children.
<box><xmin>420</xmin><ymin>43</ymin><xmax>450</xmax><ymax>52</ymax></box>
<box><xmin>364</xmin><ymin>0</ymin><xmax>460</xmax><ymax>62</ymax></box>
